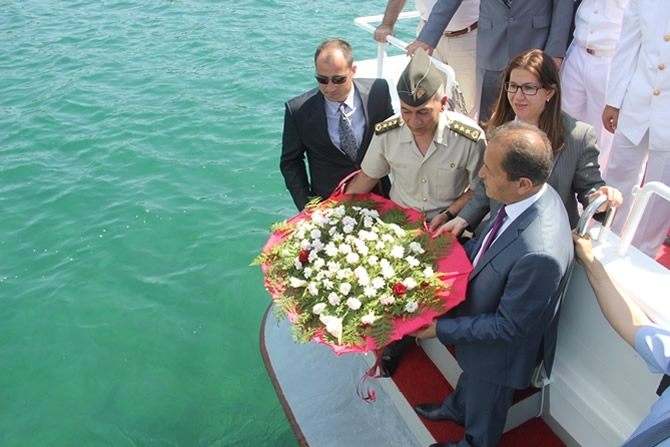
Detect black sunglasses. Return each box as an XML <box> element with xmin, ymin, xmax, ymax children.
<box><xmin>315</xmin><ymin>74</ymin><xmax>348</xmax><ymax>85</ymax></box>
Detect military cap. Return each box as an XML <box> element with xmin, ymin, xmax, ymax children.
<box><xmin>396</xmin><ymin>48</ymin><xmax>442</xmax><ymax>107</ymax></box>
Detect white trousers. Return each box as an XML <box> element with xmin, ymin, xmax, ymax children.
<box><xmin>605</xmin><ymin>130</ymin><xmax>670</xmax><ymax>258</ymax></box>
<box><xmin>560</xmin><ymin>42</ymin><xmax>614</xmax><ymax>173</ymax></box>
<box><xmin>417</xmin><ymin>21</ymin><xmax>478</xmax><ymax>119</ymax></box>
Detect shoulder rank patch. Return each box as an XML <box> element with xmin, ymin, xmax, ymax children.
<box><xmin>449</xmin><ymin>120</ymin><xmax>482</xmax><ymax>142</ymax></box>
<box><xmin>375</xmin><ymin>117</ymin><xmax>404</xmax><ymax>135</ymax></box>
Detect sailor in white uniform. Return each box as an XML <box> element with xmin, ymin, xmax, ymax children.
<box><xmin>561</xmin><ymin>0</ymin><xmax>628</xmax><ymax>172</ymax></box>
<box><xmin>602</xmin><ymin>0</ymin><xmax>670</xmax><ymax>259</ymax></box>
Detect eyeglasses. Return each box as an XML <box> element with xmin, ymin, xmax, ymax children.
<box><xmin>315</xmin><ymin>74</ymin><xmax>348</xmax><ymax>85</ymax></box>
<box><xmin>504</xmin><ymin>82</ymin><xmax>543</xmax><ymax>96</ymax></box>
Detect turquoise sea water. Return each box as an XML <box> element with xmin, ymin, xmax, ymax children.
<box><xmin>0</xmin><ymin>1</ymin><xmax>416</xmax><ymax>445</ymax></box>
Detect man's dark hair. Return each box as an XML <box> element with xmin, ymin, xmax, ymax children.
<box><xmin>489</xmin><ymin>121</ymin><xmax>554</xmax><ymax>186</ymax></box>
<box><xmin>314</xmin><ymin>39</ymin><xmax>354</xmax><ymax>67</ymax></box>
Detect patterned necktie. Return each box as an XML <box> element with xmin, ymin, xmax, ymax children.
<box><xmin>480</xmin><ymin>206</ymin><xmax>507</xmax><ymax>257</ymax></box>
<box><xmin>503</xmin><ymin>0</ymin><xmax>511</xmax><ymax>7</ymax></box>
<box><xmin>338</xmin><ymin>103</ymin><xmax>358</xmax><ymax>161</ymax></box>
<box><xmin>621</xmin><ymin>419</ymin><xmax>670</xmax><ymax>447</ymax></box>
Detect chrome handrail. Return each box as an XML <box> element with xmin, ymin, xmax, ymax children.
<box><xmin>575</xmin><ymin>195</ymin><xmax>614</xmax><ymax>238</ymax></box>
<box><xmin>617</xmin><ymin>181</ymin><xmax>670</xmax><ymax>256</ymax></box>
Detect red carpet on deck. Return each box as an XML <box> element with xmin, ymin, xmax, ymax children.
<box><xmin>391</xmin><ymin>342</ymin><xmax>566</xmax><ymax>447</ymax></box>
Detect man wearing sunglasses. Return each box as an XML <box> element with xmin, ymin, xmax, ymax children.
<box><xmin>280</xmin><ymin>39</ymin><xmax>394</xmax><ymax>211</ymax></box>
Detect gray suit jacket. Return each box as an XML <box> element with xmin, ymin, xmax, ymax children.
<box><xmin>436</xmin><ymin>185</ymin><xmax>574</xmax><ymax>389</ymax></box>
<box><xmin>418</xmin><ymin>0</ymin><xmax>574</xmax><ymax>71</ymax></box>
<box><xmin>460</xmin><ymin>113</ymin><xmax>605</xmax><ymax>229</ymax></box>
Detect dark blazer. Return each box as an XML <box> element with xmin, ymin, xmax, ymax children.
<box><xmin>418</xmin><ymin>0</ymin><xmax>574</xmax><ymax>70</ymax></box>
<box><xmin>460</xmin><ymin>113</ymin><xmax>606</xmax><ymax>229</ymax></box>
<box><xmin>280</xmin><ymin>78</ymin><xmax>394</xmax><ymax>210</ymax></box>
<box><xmin>436</xmin><ymin>186</ymin><xmax>574</xmax><ymax>389</ymax></box>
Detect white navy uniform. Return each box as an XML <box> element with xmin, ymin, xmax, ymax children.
<box><xmin>604</xmin><ymin>0</ymin><xmax>670</xmax><ymax>258</ymax></box>
<box><xmin>560</xmin><ymin>0</ymin><xmax>628</xmax><ymax>172</ymax></box>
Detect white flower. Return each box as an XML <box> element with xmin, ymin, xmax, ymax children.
<box><xmin>409</xmin><ymin>241</ymin><xmax>425</xmax><ymax>254</ymax></box>
<box><xmin>389</xmin><ymin>223</ymin><xmax>406</xmax><ymax>237</ymax></box>
<box><xmin>339</xmin><ymin>244</ymin><xmax>352</xmax><ymax>255</ymax></box>
<box><xmin>361</xmin><ymin>312</ymin><xmax>378</xmax><ymax>324</ymax></box>
<box><xmin>364</xmin><ymin>286</ymin><xmax>377</xmax><ymax>297</ymax></box>
<box><xmin>340</xmin><ymin>282</ymin><xmax>352</xmax><ymax>296</ymax></box>
<box><xmin>312</xmin><ymin>303</ymin><xmax>327</xmax><ymax>315</ymax></box>
<box><xmin>404</xmin><ymin>301</ymin><xmax>418</xmax><ymax>313</ymax></box>
<box><xmin>324</xmin><ymin>242</ymin><xmax>338</xmax><ymax>257</ymax></box>
<box><xmin>406</xmin><ymin>255</ymin><xmax>420</xmax><ymax>267</ymax></box>
<box><xmin>354</xmin><ymin>266</ymin><xmax>369</xmax><ymax>286</ymax></box>
<box><xmin>368</xmin><ymin>255</ymin><xmax>379</xmax><ymax>265</ymax></box>
<box><xmin>372</xmin><ymin>277</ymin><xmax>385</xmax><ymax>289</ymax></box>
<box><xmin>423</xmin><ymin>266</ymin><xmax>434</xmax><ymax>277</ymax></box>
<box><xmin>310</xmin><ymin>229</ymin><xmax>322</xmax><ymax>240</ymax></box>
<box><xmin>322</xmin><ymin>278</ymin><xmax>334</xmax><ymax>290</ymax></box>
<box><xmin>300</xmin><ymin>239</ymin><xmax>311</xmax><ymax>250</ymax></box>
<box><xmin>380</xmin><ymin>294</ymin><xmax>395</xmax><ymax>305</ymax></box>
<box><xmin>319</xmin><ymin>315</ymin><xmax>343</xmax><ymax>343</ymax></box>
<box><xmin>313</xmin><ymin>258</ymin><xmax>325</xmax><ymax>269</ymax></box>
<box><xmin>391</xmin><ymin>245</ymin><xmax>405</xmax><ymax>258</ymax></box>
<box><xmin>289</xmin><ymin>277</ymin><xmax>307</xmax><ymax>288</ymax></box>
<box><xmin>345</xmin><ymin>252</ymin><xmax>360</xmax><ymax>264</ymax></box>
<box><xmin>403</xmin><ymin>277</ymin><xmax>417</xmax><ymax>290</ymax></box>
<box><xmin>381</xmin><ymin>264</ymin><xmax>395</xmax><ymax>279</ymax></box>
<box><xmin>347</xmin><ymin>297</ymin><xmax>362</xmax><ymax>310</ymax></box>
<box><xmin>308</xmin><ymin>282</ymin><xmax>319</xmax><ymax>296</ymax></box>
<box><xmin>327</xmin><ymin>292</ymin><xmax>340</xmax><ymax>305</ymax></box>
<box><xmin>343</xmin><ymin>224</ymin><xmax>355</xmax><ymax>234</ymax></box>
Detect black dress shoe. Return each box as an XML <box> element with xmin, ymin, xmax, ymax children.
<box><xmin>429</xmin><ymin>442</ymin><xmax>460</xmax><ymax>447</ymax></box>
<box><xmin>414</xmin><ymin>403</ymin><xmax>465</xmax><ymax>425</ymax></box>
<box><xmin>381</xmin><ymin>354</ymin><xmax>399</xmax><ymax>377</ymax></box>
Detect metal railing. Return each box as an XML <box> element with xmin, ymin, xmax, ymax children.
<box><xmin>354</xmin><ymin>13</ymin><xmax>467</xmax><ymax>114</ymax></box>
<box><xmin>617</xmin><ymin>181</ymin><xmax>670</xmax><ymax>256</ymax></box>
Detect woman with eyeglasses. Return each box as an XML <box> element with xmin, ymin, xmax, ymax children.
<box><xmin>438</xmin><ymin>49</ymin><xmax>622</xmax><ymax>237</ymax></box>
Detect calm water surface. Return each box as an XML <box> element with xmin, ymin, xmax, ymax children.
<box><xmin>0</xmin><ymin>1</ymin><xmax>416</xmax><ymax>445</ymax></box>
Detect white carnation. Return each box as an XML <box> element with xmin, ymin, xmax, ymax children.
<box><xmin>312</xmin><ymin>303</ymin><xmax>327</xmax><ymax>315</ymax></box>
<box><xmin>347</xmin><ymin>297</ymin><xmax>362</xmax><ymax>310</ymax></box>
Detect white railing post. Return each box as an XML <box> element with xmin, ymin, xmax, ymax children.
<box><xmin>617</xmin><ymin>181</ymin><xmax>670</xmax><ymax>256</ymax></box>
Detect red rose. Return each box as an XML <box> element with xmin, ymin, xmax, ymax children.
<box><xmin>298</xmin><ymin>250</ymin><xmax>309</xmax><ymax>264</ymax></box>
<box><xmin>392</xmin><ymin>283</ymin><xmax>407</xmax><ymax>296</ymax></box>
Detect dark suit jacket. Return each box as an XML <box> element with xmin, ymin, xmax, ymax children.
<box><xmin>460</xmin><ymin>113</ymin><xmax>606</xmax><ymax>229</ymax></box>
<box><xmin>436</xmin><ymin>186</ymin><xmax>574</xmax><ymax>389</ymax></box>
<box><xmin>280</xmin><ymin>78</ymin><xmax>394</xmax><ymax>210</ymax></box>
<box><xmin>418</xmin><ymin>0</ymin><xmax>574</xmax><ymax>71</ymax></box>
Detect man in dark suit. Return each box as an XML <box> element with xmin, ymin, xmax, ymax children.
<box><xmin>411</xmin><ymin>121</ymin><xmax>574</xmax><ymax>447</ymax></box>
<box><xmin>406</xmin><ymin>0</ymin><xmax>574</xmax><ymax>122</ymax></box>
<box><xmin>280</xmin><ymin>39</ymin><xmax>394</xmax><ymax>211</ymax></box>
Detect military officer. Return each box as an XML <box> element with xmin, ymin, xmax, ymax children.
<box><xmin>347</xmin><ymin>48</ymin><xmax>486</xmax><ymax>233</ymax></box>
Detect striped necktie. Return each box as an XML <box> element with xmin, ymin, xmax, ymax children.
<box><xmin>503</xmin><ymin>0</ymin><xmax>511</xmax><ymax>7</ymax></box>
<box><xmin>338</xmin><ymin>103</ymin><xmax>358</xmax><ymax>161</ymax></box>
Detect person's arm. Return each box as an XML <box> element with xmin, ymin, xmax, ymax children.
<box><xmin>406</xmin><ymin>0</ymin><xmax>464</xmax><ymax>55</ymax></box>
<box><xmin>543</xmin><ymin>0</ymin><xmax>575</xmax><ymax>65</ymax></box>
<box><xmin>373</xmin><ymin>0</ymin><xmax>408</xmax><ymax>43</ymax></box>
<box><xmin>280</xmin><ymin>103</ymin><xmax>310</xmax><ymax>210</ymax></box>
<box><xmin>572</xmin><ymin>231</ymin><xmax>651</xmax><ymax>348</ymax></box>
<box><xmin>344</xmin><ymin>170</ymin><xmax>380</xmax><ymax>194</ymax></box>
<box><xmin>429</xmin><ymin>189</ymin><xmax>473</xmax><ymax>230</ymax></box>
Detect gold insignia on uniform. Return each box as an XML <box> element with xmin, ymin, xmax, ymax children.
<box><xmin>449</xmin><ymin>119</ymin><xmax>483</xmax><ymax>142</ymax></box>
<box><xmin>374</xmin><ymin>116</ymin><xmax>404</xmax><ymax>135</ymax></box>
<box><xmin>416</xmin><ymin>88</ymin><xmax>425</xmax><ymax>99</ymax></box>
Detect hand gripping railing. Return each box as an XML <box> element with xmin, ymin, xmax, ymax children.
<box><xmin>353</xmin><ymin>13</ymin><xmax>466</xmax><ymax>114</ymax></box>
<box><xmin>617</xmin><ymin>181</ymin><xmax>670</xmax><ymax>256</ymax></box>
<box><xmin>575</xmin><ymin>195</ymin><xmax>616</xmax><ymax>239</ymax></box>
